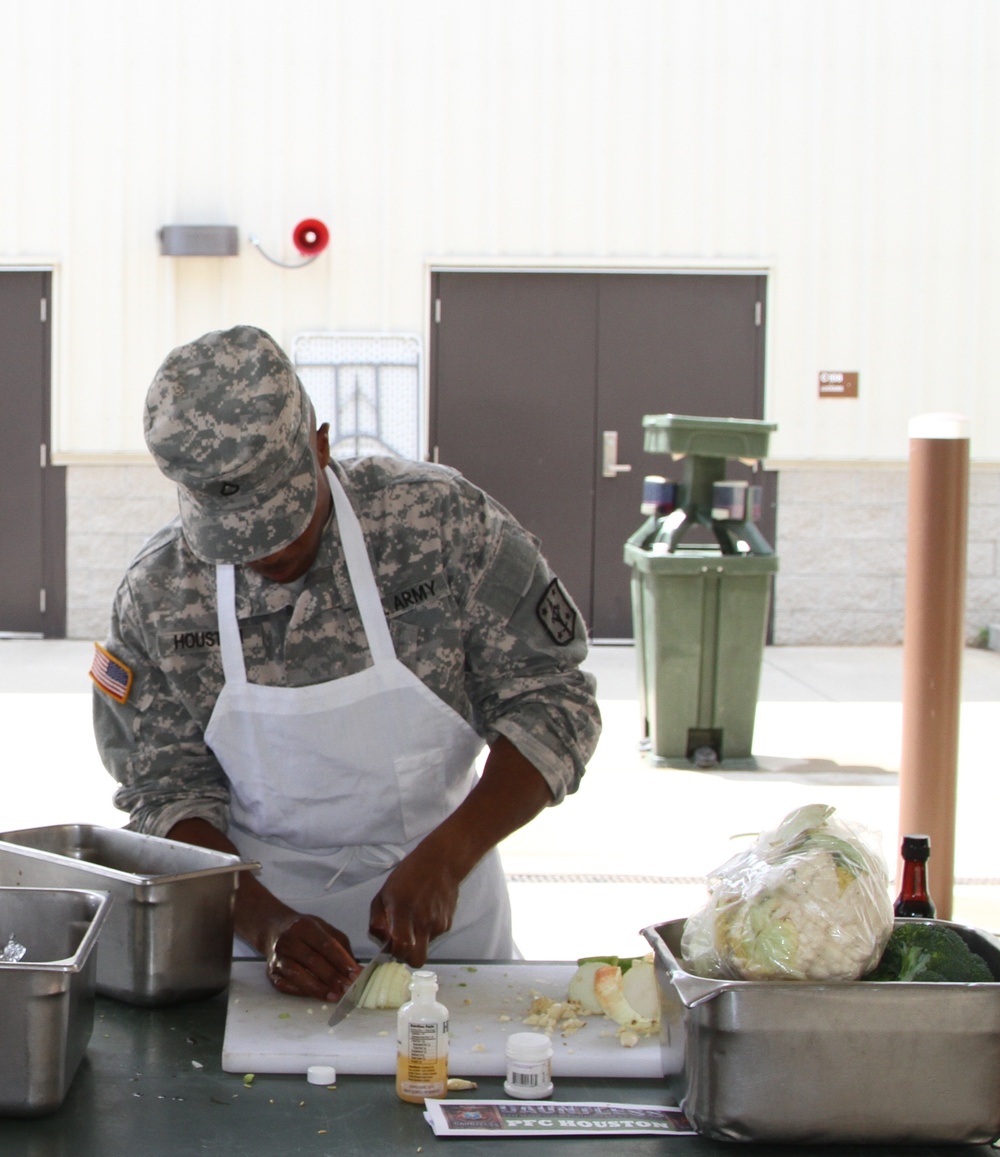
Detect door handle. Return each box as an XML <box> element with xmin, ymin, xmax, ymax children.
<box><xmin>602</xmin><ymin>431</ymin><xmax>633</xmax><ymax>478</ymax></box>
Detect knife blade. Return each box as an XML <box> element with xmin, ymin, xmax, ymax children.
<box><xmin>327</xmin><ymin>941</ymin><xmax>393</xmax><ymax>1028</ymax></box>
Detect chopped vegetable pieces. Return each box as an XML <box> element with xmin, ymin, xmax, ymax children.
<box><xmin>566</xmin><ymin>961</ymin><xmax>606</xmax><ymax>1014</ymax></box>
<box><xmin>563</xmin><ymin>954</ymin><xmax>660</xmax><ymax>1044</ymax></box>
<box><xmin>356</xmin><ymin>961</ymin><xmax>413</xmax><ymax>1009</ymax></box>
<box><xmin>593</xmin><ymin>965</ymin><xmax>658</xmax><ymax>1035</ymax></box>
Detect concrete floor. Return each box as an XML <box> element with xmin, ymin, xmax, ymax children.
<box><xmin>2</xmin><ymin>637</ymin><xmax>999</xmax><ymax>960</ymax></box>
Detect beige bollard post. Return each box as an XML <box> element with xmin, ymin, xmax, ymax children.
<box><xmin>898</xmin><ymin>413</ymin><xmax>970</xmax><ymax>920</ymax></box>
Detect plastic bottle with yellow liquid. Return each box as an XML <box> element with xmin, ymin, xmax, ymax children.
<box><xmin>395</xmin><ymin>969</ymin><xmax>449</xmax><ymax>1103</ymax></box>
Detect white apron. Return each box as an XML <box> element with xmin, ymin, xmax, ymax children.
<box><xmin>204</xmin><ymin>465</ymin><xmax>514</xmax><ymax>959</ymax></box>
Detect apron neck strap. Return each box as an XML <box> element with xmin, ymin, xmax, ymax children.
<box><xmin>214</xmin><ymin>564</ymin><xmax>245</xmax><ymax>683</ymax></box>
<box><xmin>324</xmin><ymin>466</ymin><xmax>396</xmax><ymax>662</ymax></box>
<box><xmin>212</xmin><ymin>466</ymin><xmax>398</xmax><ymax>676</ymax></box>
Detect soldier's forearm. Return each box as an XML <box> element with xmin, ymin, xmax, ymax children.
<box><xmin>167</xmin><ymin>817</ymin><xmax>299</xmax><ymax>957</ymax></box>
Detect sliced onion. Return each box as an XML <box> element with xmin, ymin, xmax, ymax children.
<box><xmin>357</xmin><ymin>962</ymin><xmax>412</xmax><ymax>1009</ymax></box>
<box><xmin>593</xmin><ymin>965</ymin><xmax>657</xmax><ymax>1032</ymax></box>
<box><xmin>567</xmin><ymin>960</ymin><xmax>607</xmax><ymax>1014</ymax></box>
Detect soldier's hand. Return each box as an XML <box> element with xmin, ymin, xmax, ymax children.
<box><xmin>369</xmin><ymin>844</ymin><xmax>460</xmax><ymax>967</ymax></box>
<box><xmin>264</xmin><ymin>911</ymin><xmax>361</xmax><ymax>1002</ymax></box>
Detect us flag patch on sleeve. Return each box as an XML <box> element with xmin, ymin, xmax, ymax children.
<box><xmin>90</xmin><ymin>643</ymin><xmax>134</xmax><ymax>704</ymax></box>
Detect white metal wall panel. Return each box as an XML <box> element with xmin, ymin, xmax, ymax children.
<box><xmin>0</xmin><ymin>0</ymin><xmax>997</xmax><ymax>462</ymax></box>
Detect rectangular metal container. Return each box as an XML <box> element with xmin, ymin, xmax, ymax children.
<box><xmin>0</xmin><ymin>825</ymin><xmax>254</xmax><ymax>1007</ymax></box>
<box><xmin>644</xmin><ymin>917</ymin><xmax>1000</xmax><ymax>1144</ymax></box>
<box><xmin>0</xmin><ymin>886</ymin><xmax>111</xmax><ymax>1116</ymax></box>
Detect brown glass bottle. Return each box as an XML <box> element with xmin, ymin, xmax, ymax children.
<box><xmin>893</xmin><ymin>834</ymin><xmax>936</xmax><ymax>918</ymax></box>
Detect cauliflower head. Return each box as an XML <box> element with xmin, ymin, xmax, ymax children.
<box><xmin>682</xmin><ymin>804</ymin><xmax>895</xmax><ymax>982</ymax></box>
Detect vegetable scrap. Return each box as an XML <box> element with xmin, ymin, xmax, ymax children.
<box><xmin>447</xmin><ymin>1078</ymin><xmax>478</xmax><ymax>1091</ymax></box>
<box><xmin>562</xmin><ymin>954</ymin><xmax>660</xmax><ymax>1046</ymax></box>
<box><xmin>522</xmin><ymin>994</ymin><xmax>587</xmax><ymax>1036</ymax></box>
<box><xmin>593</xmin><ymin>962</ymin><xmax>659</xmax><ymax>1037</ymax></box>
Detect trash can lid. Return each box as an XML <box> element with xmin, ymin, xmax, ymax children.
<box><xmin>642</xmin><ymin>414</ymin><xmax>777</xmax><ymax>460</ymax></box>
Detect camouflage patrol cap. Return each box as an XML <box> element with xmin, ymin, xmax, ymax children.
<box><xmin>144</xmin><ymin>325</ymin><xmax>318</xmax><ymax>564</ymax></box>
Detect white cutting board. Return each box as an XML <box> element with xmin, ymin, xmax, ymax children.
<box><xmin>222</xmin><ymin>960</ymin><xmax>663</xmax><ymax>1078</ymax></box>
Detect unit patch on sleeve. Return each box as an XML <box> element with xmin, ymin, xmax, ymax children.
<box><xmin>536</xmin><ymin>578</ymin><xmax>577</xmax><ymax>646</ymax></box>
<box><xmin>89</xmin><ymin>643</ymin><xmax>134</xmax><ymax>704</ymax></box>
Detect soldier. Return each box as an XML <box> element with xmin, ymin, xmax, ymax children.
<box><xmin>92</xmin><ymin>325</ymin><xmax>600</xmax><ymax>1003</ymax></box>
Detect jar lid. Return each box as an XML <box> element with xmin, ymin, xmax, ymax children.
<box><xmin>505</xmin><ymin>1032</ymin><xmax>553</xmax><ymax>1061</ymax></box>
<box><xmin>307</xmin><ymin>1065</ymin><xmax>337</xmax><ymax>1085</ymax></box>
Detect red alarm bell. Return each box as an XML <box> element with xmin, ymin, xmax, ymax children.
<box><xmin>292</xmin><ymin>218</ymin><xmax>330</xmax><ymax>256</ymax></box>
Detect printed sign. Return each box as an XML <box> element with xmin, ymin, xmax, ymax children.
<box><xmin>423</xmin><ymin>1100</ymin><xmax>695</xmax><ymax>1138</ymax></box>
<box><xmin>818</xmin><ymin>371</ymin><xmax>859</xmax><ymax>398</ymax></box>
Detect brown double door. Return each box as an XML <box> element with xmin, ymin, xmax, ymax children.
<box><xmin>428</xmin><ymin>270</ymin><xmax>771</xmax><ymax>640</ymax></box>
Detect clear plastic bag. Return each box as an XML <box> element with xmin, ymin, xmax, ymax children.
<box><xmin>681</xmin><ymin>803</ymin><xmax>895</xmax><ymax>982</ymax></box>
<box><xmin>1</xmin><ymin>934</ymin><xmax>27</xmax><ymax>963</ymax></box>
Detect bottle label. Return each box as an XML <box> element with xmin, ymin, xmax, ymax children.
<box><xmin>406</xmin><ymin>1021</ymin><xmax>446</xmax><ymax>1059</ymax></box>
<box><xmin>398</xmin><ymin>1021</ymin><xmax>448</xmax><ymax>1098</ymax></box>
<box><xmin>504</xmin><ymin>1058</ymin><xmax>553</xmax><ymax>1098</ymax></box>
<box><xmin>398</xmin><ymin>1058</ymin><xmax>447</xmax><ymax>1096</ymax></box>
<box><xmin>507</xmin><ymin>1062</ymin><xmax>550</xmax><ymax>1088</ymax></box>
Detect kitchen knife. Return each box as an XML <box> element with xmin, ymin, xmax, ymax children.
<box><xmin>327</xmin><ymin>941</ymin><xmax>393</xmax><ymax>1028</ymax></box>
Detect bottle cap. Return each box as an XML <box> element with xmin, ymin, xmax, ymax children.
<box><xmin>901</xmin><ymin>834</ymin><xmax>931</xmax><ymax>860</ymax></box>
<box><xmin>307</xmin><ymin>1064</ymin><xmax>337</xmax><ymax>1085</ymax></box>
<box><xmin>410</xmin><ymin>969</ymin><xmax>438</xmax><ymax>993</ymax></box>
<box><xmin>505</xmin><ymin>1032</ymin><xmax>553</xmax><ymax>1061</ymax></box>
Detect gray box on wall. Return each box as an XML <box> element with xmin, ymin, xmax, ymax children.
<box><xmin>159</xmin><ymin>225</ymin><xmax>239</xmax><ymax>256</ymax></box>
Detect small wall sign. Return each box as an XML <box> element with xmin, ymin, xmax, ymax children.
<box><xmin>818</xmin><ymin>371</ymin><xmax>859</xmax><ymax>398</ymax></box>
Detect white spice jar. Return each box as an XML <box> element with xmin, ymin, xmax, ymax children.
<box><xmin>504</xmin><ymin>1032</ymin><xmax>554</xmax><ymax>1099</ymax></box>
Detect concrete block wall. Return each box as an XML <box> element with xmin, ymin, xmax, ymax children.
<box><xmin>67</xmin><ymin>464</ymin><xmax>178</xmax><ymax>641</ymax></box>
<box><xmin>65</xmin><ymin>462</ymin><xmax>1000</xmax><ymax>647</ymax></box>
<box><xmin>772</xmin><ymin>464</ymin><xmax>1000</xmax><ymax>646</ymax></box>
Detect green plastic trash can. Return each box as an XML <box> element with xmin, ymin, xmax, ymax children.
<box><xmin>625</xmin><ymin>414</ymin><xmax>778</xmax><ymax>768</ymax></box>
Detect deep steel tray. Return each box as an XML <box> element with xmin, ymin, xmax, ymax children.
<box><xmin>0</xmin><ymin>824</ymin><xmax>255</xmax><ymax>1006</ymax></box>
<box><xmin>0</xmin><ymin>886</ymin><xmax>111</xmax><ymax>1116</ymax></box>
<box><xmin>644</xmin><ymin>916</ymin><xmax>1000</xmax><ymax>1144</ymax></box>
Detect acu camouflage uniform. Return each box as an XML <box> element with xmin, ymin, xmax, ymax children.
<box><xmin>94</xmin><ymin>455</ymin><xmax>601</xmax><ymax>838</ymax></box>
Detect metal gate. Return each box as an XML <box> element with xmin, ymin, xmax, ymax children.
<box><xmin>293</xmin><ymin>332</ymin><xmax>422</xmax><ymax>461</ymax></box>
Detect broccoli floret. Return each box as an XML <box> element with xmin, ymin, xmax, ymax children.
<box><xmin>864</xmin><ymin>923</ymin><xmax>994</xmax><ymax>983</ymax></box>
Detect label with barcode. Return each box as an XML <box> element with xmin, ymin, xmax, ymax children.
<box><xmin>509</xmin><ymin>1069</ymin><xmax>546</xmax><ymax>1086</ymax></box>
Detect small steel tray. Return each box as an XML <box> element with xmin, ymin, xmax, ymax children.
<box><xmin>0</xmin><ymin>824</ymin><xmax>256</xmax><ymax>1006</ymax></box>
<box><xmin>0</xmin><ymin>886</ymin><xmax>111</xmax><ymax>1116</ymax></box>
